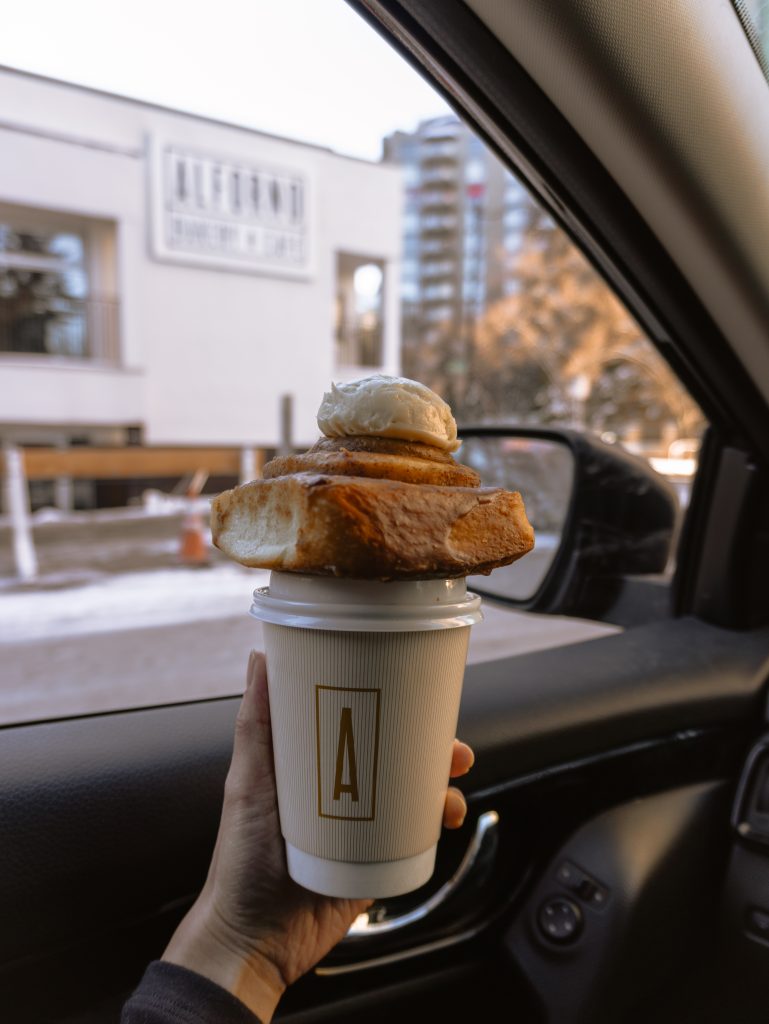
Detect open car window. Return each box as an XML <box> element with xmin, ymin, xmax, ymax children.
<box><xmin>0</xmin><ymin>0</ymin><xmax>704</xmax><ymax>725</ymax></box>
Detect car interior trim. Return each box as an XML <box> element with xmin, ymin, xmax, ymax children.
<box><xmin>464</xmin><ymin>729</ymin><xmax>710</xmax><ymax>807</ymax></box>
<box><xmin>344</xmin><ymin>810</ymin><xmax>500</xmax><ymax>938</ymax></box>
<box><xmin>316</xmin><ymin>918</ymin><xmax>490</xmax><ymax>977</ymax></box>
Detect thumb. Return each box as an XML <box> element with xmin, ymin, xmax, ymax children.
<box><xmin>225</xmin><ymin>650</ymin><xmax>276</xmax><ymax>803</ymax></box>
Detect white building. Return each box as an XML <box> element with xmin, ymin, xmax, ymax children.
<box><xmin>0</xmin><ymin>67</ymin><xmax>401</xmax><ymax>471</ymax></box>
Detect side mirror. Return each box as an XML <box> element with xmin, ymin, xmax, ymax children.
<box><xmin>458</xmin><ymin>428</ymin><xmax>679</xmax><ymax>621</ymax></box>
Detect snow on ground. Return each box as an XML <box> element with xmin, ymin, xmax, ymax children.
<box><xmin>0</xmin><ymin>560</ymin><xmax>618</xmax><ymax>655</ymax></box>
<box><xmin>0</xmin><ymin>564</ymin><xmax>268</xmax><ymax>643</ymax></box>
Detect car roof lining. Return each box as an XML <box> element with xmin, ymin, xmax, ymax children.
<box><xmin>465</xmin><ymin>0</ymin><xmax>769</xmax><ymax>412</ymax></box>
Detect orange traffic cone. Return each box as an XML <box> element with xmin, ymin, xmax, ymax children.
<box><xmin>178</xmin><ymin>507</ymin><xmax>210</xmax><ymax>566</ymax></box>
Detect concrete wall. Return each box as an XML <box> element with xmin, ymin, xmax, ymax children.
<box><xmin>0</xmin><ymin>68</ymin><xmax>401</xmax><ymax>448</ymax></box>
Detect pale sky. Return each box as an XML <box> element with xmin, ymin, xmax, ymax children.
<box><xmin>0</xmin><ymin>0</ymin><xmax>452</xmax><ymax>161</ymax></box>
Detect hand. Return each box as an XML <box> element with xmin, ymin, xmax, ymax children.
<box><xmin>163</xmin><ymin>650</ymin><xmax>474</xmax><ymax>1022</ymax></box>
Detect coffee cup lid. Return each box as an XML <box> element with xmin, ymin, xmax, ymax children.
<box><xmin>250</xmin><ymin>572</ymin><xmax>483</xmax><ymax>632</ymax></box>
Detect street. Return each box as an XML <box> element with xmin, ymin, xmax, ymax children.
<box><xmin>0</xmin><ymin>510</ymin><xmax>618</xmax><ymax>725</ymax></box>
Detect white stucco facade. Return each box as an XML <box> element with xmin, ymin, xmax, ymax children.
<box><xmin>0</xmin><ymin>67</ymin><xmax>401</xmax><ymax>448</ymax></box>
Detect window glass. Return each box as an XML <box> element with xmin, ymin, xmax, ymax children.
<box><xmin>0</xmin><ymin>214</ymin><xmax>91</xmax><ymax>357</ymax></box>
<box><xmin>0</xmin><ymin>0</ymin><xmax>704</xmax><ymax>724</ymax></box>
<box><xmin>0</xmin><ymin>204</ymin><xmax>117</xmax><ymax>361</ymax></box>
<box><xmin>335</xmin><ymin>256</ymin><xmax>385</xmax><ymax>369</ymax></box>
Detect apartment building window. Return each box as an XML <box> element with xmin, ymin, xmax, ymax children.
<box><xmin>422</xmin><ymin>213</ymin><xmax>458</xmax><ymax>231</ymax></box>
<box><xmin>402</xmin><ymin>162</ymin><xmax>420</xmax><ymax>188</ymax></box>
<box><xmin>423</xmin><ymin>281</ymin><xmax>454</xmax><ymax>301</ymax></box>
<box><xmin>0</xmin><ymin>202</ymin><xmax>118</xmax><ymax>362</ymax></box>
<box><xmin>335</xmin><ymin>253</ymin><xmax>385</xmax><ymax>368</ymax></box>
<box><xmin>465</xmin><ymin>157</ymin><xmax>486</xmax><ymax>185</ymax></box>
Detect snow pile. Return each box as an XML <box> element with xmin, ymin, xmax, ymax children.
<box><xmin>0</xmin><ymin>564</ymin><xmax>269</xmax><ymax>643</ymax></box>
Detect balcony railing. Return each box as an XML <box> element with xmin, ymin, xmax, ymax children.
<box><xmin>422</xmin><ymin>118</ymin><xmax>461</xmax><ymax>141</ymax></box>
<box><xmin>336</xmin><ymin>318</ymin><xmax>383</xmax><ymax>369</ymax></box>
<box><xmin>0</xmin><ymin>297</ymin><xmax>120</xmax><ymax>364</ymax></box>
<box><xmin>420</xmin><ymin>140</ymin><xmax>459</xmax><ymax>160</ymax></box>
<box><xmin>420</xmin><ymin>166</ymin><xmax>458</xmax><ymax>186</ymax></box>
<box><xmin>421</xmin><ymin>260</ymin><xmax>456</xmax><ymax>279</ymax></box>
<box><xmin>420</xmin><ymin>199</ymin><xmax>459</xmax><ymax>217</ymax></box>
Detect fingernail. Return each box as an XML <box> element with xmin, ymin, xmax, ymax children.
<box><xmin>246</xmin><ymin>650</ymin><xmax>257</xmax><ymax>688</ymax></box>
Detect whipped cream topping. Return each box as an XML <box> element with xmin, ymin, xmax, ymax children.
<box><xmin>316</xmin><ymin>375</ymin><xmax>461</xmax><ymax>452</ymax></box>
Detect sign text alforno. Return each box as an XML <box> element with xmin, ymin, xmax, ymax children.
<box><xmin>150</xmin><ymin>140</ymin><xmax>314</xmax><ymax>278</ymax></box>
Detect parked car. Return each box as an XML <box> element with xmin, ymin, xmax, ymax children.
<box><xmin>3</xmin><ymin>1</ymin><xmax>769</xmax><ymax>1022</ymax></box>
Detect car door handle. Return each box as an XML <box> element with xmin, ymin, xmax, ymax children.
<box><xmin>344</xmin><ymin>809</ymin><xmax>500</xmax><ymax>938</ymax></box>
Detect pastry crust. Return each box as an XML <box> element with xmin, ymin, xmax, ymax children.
<box><xmin>309</xmin><ymin>436</ymin><xmax>458</xmax><ymax>461</ymax></box>
<box><xmin>211</xmin><ymin>472</ymin><xmax>534</xmax><ymax>580</ymax></box>
<box><xmin>264</xmin><ymin>437</ymin><xmax>480</xmax><ymax>487</ymax></box>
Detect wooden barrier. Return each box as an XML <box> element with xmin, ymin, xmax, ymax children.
<box><xmin>1</xmin><ymin>444</ymin><xmax>264</xmax><ymax>580</ymax></box>
<box><xmin>4</xmin><ymin>447</ymin><xmax>244</xmax><ymax>481</ymax></box>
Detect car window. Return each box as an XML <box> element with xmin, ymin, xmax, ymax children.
<box><xmin>0</xmin><ymin>0</ymin><xmax>703</xmax><ymax>724</ymax></box>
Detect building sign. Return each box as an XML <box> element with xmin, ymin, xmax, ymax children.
<box><xmin>150</xmin><ymin>139</ymin><xmax>314</xmax><ymax>278</ymax></box>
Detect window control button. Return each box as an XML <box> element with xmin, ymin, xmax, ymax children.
<box><xmin>556</xmin><ymin>861</ymin><xmax>608</xmax><ymax>909</ymax></box>
<box><xmin>577</xmin><ymin>879</ymin><xmax>598</xmax><ymax>902</ymax></box>
<box><xmin>537</xmin><ymin>897</ymin><xmax>583</xmax><ymax>944</ymax></box>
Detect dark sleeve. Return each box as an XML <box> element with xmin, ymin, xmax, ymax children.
<box><xmin>121</xmin><ymin>961</ymin><xmax>263</xmax><ymax>1024</ymax></box>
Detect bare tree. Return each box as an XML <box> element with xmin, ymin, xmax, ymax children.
<box><xmin>469</xmin><ymin>202</ymin><xmax>704</xmax><ymax>445</ymax></box>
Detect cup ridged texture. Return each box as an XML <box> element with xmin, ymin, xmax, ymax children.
<box><xmin>264</xmin><ymin>623</ymin><xmax>470</xmax><ymax>864</ymax></box>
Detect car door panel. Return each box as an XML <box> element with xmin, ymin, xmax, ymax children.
<box><xmin>2</xmin><ymin>619</ymin><xmax>767</xmax><ymax>1020</ymax></box>
<box><xmin>506</xmin><ymin>781</ymin><xmax>731</xmax><ymax>1024</ymax></box>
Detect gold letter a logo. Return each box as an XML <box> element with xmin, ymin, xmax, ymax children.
<box><xmin>333</xmin><ymin>707</ymin><xmax>359</xmax><ymax>802</ymax></box>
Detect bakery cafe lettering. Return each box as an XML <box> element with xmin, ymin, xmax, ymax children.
<box><xmin>333</xmin><ymin>707</ymin><xmax>359</xmax><ymax>802</ymax></box>
<box><xmin>155</xmin><ymin>142</ymin><xmax>312</xmax><ymax>276</ymax></box>
<box><xmin>316</xmin><ymin>686</ymin><xmax>380</xmax><ymax>821</ymax></box>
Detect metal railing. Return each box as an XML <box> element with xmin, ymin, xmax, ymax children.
<box><xmin>0</xmin><ymin>297</ymin><xmax>120</xmax><ymax>364</ymax></box>
<box><xmin>420</xmin><ymin>166</ymin><xmax>457</xmax><ymax>186</ymax></box>
<box><xmin>336</xmin><ymin>320</ymin><xmax>383</xmax><ymax>369</ymax></box>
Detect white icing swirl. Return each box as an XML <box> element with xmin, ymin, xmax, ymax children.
<box><xmin>317</xmin><ymin>375</ymin><xmax>460</xmax><ymax>452</ymax></box>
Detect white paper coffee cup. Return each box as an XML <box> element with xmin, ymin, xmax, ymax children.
<box><xmin>250</xmin><ymin>572</ymin><xmax>482</xmax><ymax>898</ymax></box>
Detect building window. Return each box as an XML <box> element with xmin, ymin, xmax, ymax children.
<box><xmin>0</xmin><ymin>202</ymin><xmax>118</xmax><ymax>362</ymax></box>
<box><xmin>423</xmin><ymin>281</ymin><xmax>454</xmax><ymax>300</ymax></box>
<box><xmin>465</xmin><ymin>157</ymin><xmax>486</xmax><ymax>185</ymax></box>
<box><xmin>403</xmin><ymin>211</ymin><xmax>420</xmax><ymax>234</ymax></box>
<box><xmin>402</xmin><ymin>163</ymin><xmax>420</xmax><ymax>188</ymax></box>
<box><xmin>402</xmin><ymin>280</ymin><xmax>419</xmax><ymax>302</ymax></box>
<box><xmin>424</xmin><ymin>303</ymin><xmax>453</xmax><ymax>323</ymax></box>
<box><xmin>335</xmin><ymin>253</ymin><xmax>385</xmax><ymax>369</ymax></box>
<box><xmin>421</xmin><ymin>259</ymin><xmax>454</xmax><ymax>279</ymax></box>
<box><xmin>422</xmin><ymin>213</ymin><xmax>458</xmax><ymax>231</ymax></box>
<box><xmin>403</xmin><ymin>235</ymin><xmax>421</xmax><ymax>258</ymax></box>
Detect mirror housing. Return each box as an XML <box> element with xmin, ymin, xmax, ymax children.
<box><xmin>458</xmin><ymin>427</ymin><xmax>679</xmax><ymax>620</ymax></box>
